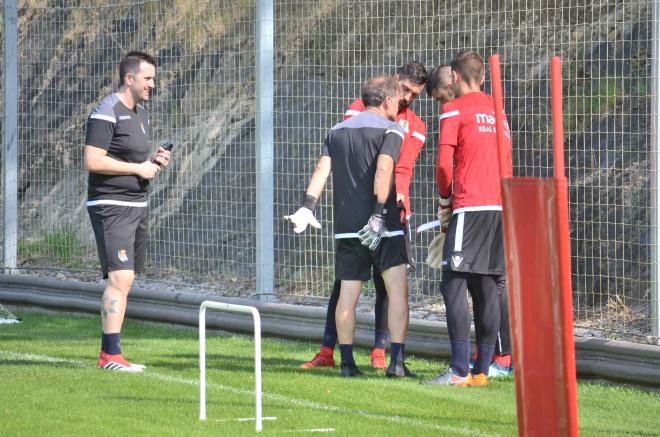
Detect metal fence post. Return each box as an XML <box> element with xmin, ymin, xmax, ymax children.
<box><xmin>255</xmin><ymin>0</ymin><xmax>274</xmax><ymax>301</ymax></box>
<box><xmin>652</xmin><ymin>0</ymin><xmax>660</xmax><ymax>339</ymax></box>
<box><xmin>3</xmin><ymin>0</ymin><xmax>18</xmax><ymax>273</ymax></box>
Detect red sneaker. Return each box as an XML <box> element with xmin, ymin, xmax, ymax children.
<box><xmin>300</xmin><ymin>347</ymin><xmax>335</xmax><ymax>369</ymax></box>
<box><xmin>370</xmin><ymin>348</ymin><xmax>387</xmax><ymax>369</ymax></box>
<box><xmin>492</xmin><ymin>354</ymin><xmax>512</xmax><ymax>368</ymax></box>
<box><xmin>97</xmin><ymin>351</ymin><xmax>145</xmax><ymax>372</ymax></box>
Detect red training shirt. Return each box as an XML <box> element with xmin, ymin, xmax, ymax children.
<box><xmin>435</xmin><ymin>91</ymin><xmax>511</xmax><ymax>212</ymax></box>
<box><xmin>344</xmin><ymin>99</ymin><xmax>426</xmax><ymax>217</ymax></box>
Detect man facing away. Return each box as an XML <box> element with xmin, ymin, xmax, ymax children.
<box><xmin>84</xmin><ymin>51</ymin><xmax>171</xmax><ymax>372</ymax></box>
<box><xmin>300</xmin><ymin>62</ymin><xmax>427</xmax><ymax>370</ymax></box>
<box><xmin>285</xmin><ymin>76</ymin><xmax>413</xmax><ymax>377</ymax></box>
<box><xmin>422</xmin><ymin>51</ymin><xmax>511</xmax><ymax>387</ymax></box>
<box><xmin>426</xmin><ymin>63</ymin><xmax>513</xmax><ymax>378</ymax></box>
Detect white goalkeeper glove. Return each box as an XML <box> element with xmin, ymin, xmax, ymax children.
<box><xmin>284</xmin><ymin>194</ymin><xmax>321</xmax><ymax>234</ymax></box>
<box><xmin>437</xmin><ymin>196</ymin><xmax>452</xmax><ymax>232</ymax></box>
<box><xmin>426</xmin><ymin>231</ymin><xmax>445</xmax><ymax>270</ymax></box>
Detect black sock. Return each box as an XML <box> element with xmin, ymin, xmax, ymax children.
<box><xmin>322</xmin><ymin>280</ymin><xmax>341</xmax><ymax>348</ymax></box>
<box><xmin>390</xmin><ymin>342</ymin><xmax>405</xmax><ymax>363</ymax></box>
<box><xmin>373</xmin><ymin>330</ymin><xmax>388</xmax><ymax>350</ymax></box>
<box><xmin>449</xmin><ymin>340</ymin><xmax>470</xmax><ymax>376</ymax></box>
<box><xmin>102</xmin><ymin>332</ymin><xmax>121</xmax><ymax>355</ymax></box>
<box><xmin>339</xmin><ymin>344</ymin><xmax>355</xmax><ymax>365</ymax></box>
<box><xmin>474</xmin><ymin>343</ymin><xmax>495</xmax><ymax>375</ymax></box>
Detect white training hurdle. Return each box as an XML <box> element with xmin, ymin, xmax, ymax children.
<box><xmin>199</xmin><ymin>300</ymin><xmax>263</xmax><ymax>432</ymax></box>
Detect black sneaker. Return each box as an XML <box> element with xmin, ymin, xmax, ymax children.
<box><xmin>340</xmin><ymin>362</ymin><xmax>363</xmax><ymax>377</ymax></box>
<box><xmin>386</xmin><ymin>360</ymin><xmax>416</xmax><ymax>378</ymax></box>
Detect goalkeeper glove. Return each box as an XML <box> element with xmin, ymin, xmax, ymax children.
<box><xmin>283</xmin><ymin>194</ymin><xmax>321</xmax><ymax>234</ymax></box>
<box><xmin>397</xmin><ymin>199</ymin><xmax>407</xmax><ymax>225</ymax></box>
<box><xmin>426</xmin><ymin>231</ymin><xmax>445</xmax><ymax>270</ymax></box>
<box><xmin>357</xmin><ymin>201</ymin><xmax>386</xmax><ymax>251</ymax></box>
<box><xmin>437</xmin><ymin>196</ymin><xmax>452</xmax><ymax>232</ymax></box>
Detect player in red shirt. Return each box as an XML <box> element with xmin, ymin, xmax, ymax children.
<box><xmin>426</xmin><ymin>64</ymin><xmax>513</xmax><ymax>378</ymax></box>
<box><xmin>421</xmin><ymin>51</ymin><xmax>512</xmax><ymax>387</ymax></box>
<box><xmin>300</xmin><ymin>62</ymin><xmax>427</xmax><ymax>370</ymax></box>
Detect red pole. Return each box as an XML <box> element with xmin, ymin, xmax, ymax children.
<box><xmin>490</xmin><ymin>55</ymin><xmax>527</xmax><ymax>435</ymax></box>
<box><xmin>551</xmin><ymin>57</ymin><xmax>566</xmax><ymax>178</ymax></box>
<box><xmin>489</xmin><ymin>54</ymin><xmax>512</xmax><ymax>179</ymax></box>
<box><xmin>550</xmin><ymin>55</ymin><xmax>580</xmax><ymax>437</ymax></box>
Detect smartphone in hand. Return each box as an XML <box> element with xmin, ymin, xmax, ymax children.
<box><xmin>153</xmin><ymin>140</ymin><xmax>174</xmax><ymax>166</ymax></box>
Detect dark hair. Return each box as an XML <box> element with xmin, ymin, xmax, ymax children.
<box><xmin>118</xmin><ymin>51</ymin><xmax>156</xmax><ymax>87</ymax></box>
<box><xmin>362</xmin><ymin>76</ymin><xmax>400</xmax><ymax>107</ymax></box>
<box><xmin>396</xmin><ymin>61</ymin><xmax>427</xmax><ymax>85</ymax></box>
<box><xmin>425</xmin><ymin>64</ymin><xmax>452</xmax><ymax>97</ymax></box>
<box><xmin>450</xmin><ymin>51</ymin><xmax>484</xmax><ymax>85</ymax></box>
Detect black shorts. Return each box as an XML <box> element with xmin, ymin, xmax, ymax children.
<box><xmin>442</xmin><ymin>210</ymin><xmax>505</xmax><ymax>275</ymax></box>
<box><xmin>335</xmin><ymin>235</ymin><xmax>408</xmax><ymax>281</ymax></box>
<box><xmin>87</xmin><ymin>204</ymin><xmax>149</xmax><ymax>278</ymax></box>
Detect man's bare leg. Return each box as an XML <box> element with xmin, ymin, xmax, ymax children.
<box><xmin>98</xmin><ymin>269</ymin><xmax>144</xmax><ymax>370</ymax></box>
<box><xmin>380</xmin><ymin>264</ymin><xmax>408</xmax><ymax>343</ymax></box>
<box><xmin>335</xmin><ymin>280</ymin><xmax>363</xmax><ymax>376</ymax></box>
<box><xmin>380</xmin><ymin>263</ymin><xmax>413</xmax><ymax>377</ymax></box>
<box><xmin>101</xmin><ymin>270</ymin><xmax>134</xmax><ymax>334</ymax></box>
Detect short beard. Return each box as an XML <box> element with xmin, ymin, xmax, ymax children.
<box><xmin>131</xmin><ymin>87</ymin><xmax>147</xmax><ymax>104</ymax></box>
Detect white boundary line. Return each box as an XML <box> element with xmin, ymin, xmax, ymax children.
<box><xmin>0</xmin><ymin>351</ymin><xmax>500</xmax><ymax>437</ymax></box>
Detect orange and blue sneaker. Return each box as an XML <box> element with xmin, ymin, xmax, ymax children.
<box><xmin>421</xmin><ymin>367</ymin><xmax>470</xmax><ymax>386</ymax></box>
<box><xmin>488</xmin><ymin>362</ymin><xmax>513</xmax><ymax>378</ymax></box>
<box><xmin>489</xmin><ymin>354</ymin><xmax>513</xmax><ymax>378</ymax></box>
<box><xmin>97</xmin><ymin>351</ymin><xmax>145</xmax><ymax>372</ymax></box>
<box><xmin>300</xmin><ymin>347</ymin><xmax>335</xmax><ymax>369</ymax></box>
<box><xmin>369</xmin><ymin>348</ymin><xmax>387</xmax><ymax>369</ymax></box>
<box><xmin>468</xmin><ymin>372</ymin><xmax>489</xmax><ymax>387</ymax></box>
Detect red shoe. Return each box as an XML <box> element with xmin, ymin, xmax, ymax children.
<box><xmin>370</xmin><ymin>348</ymin><xmax>387</xmax><ymax>369</ymax></box>
<box><xmin>492</xmin><ymin>354</ymin><xmax>512</xmax><ymax>368</ymax></box>
<box><xmin>300</xmin><ymin>347</ymin><xmax>335</xmax><ymax>369</ymax></box>
<box><xmin>97</xmin><ymin>351</ymin><xmax>145</xmax><ymax>372</ymax></box>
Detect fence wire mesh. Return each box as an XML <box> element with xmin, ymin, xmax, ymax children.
<box><xmin>0</xmin><ymin>1</ymin><xmax>4</xmax><ymax>268</ymax></box>
<box><xmin>1</xmin><ymin>0</ymin><xmax>658</xmax><ymax>343</ymax></box>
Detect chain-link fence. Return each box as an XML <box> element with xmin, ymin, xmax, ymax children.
<box><xmin>0</xmin><ymin>1</ymin><xmax>4</xmax><ymax>268</ymax></box>
<box><xmin>2</xmin><ymin>0</ymin><xmax>658</xmax><ymax>344</ymax></box>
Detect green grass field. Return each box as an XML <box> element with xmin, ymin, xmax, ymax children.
<box><xmin>1</xmin><ymin>312</ymin><xmax>659</xmax><ymax>436</ymax></box>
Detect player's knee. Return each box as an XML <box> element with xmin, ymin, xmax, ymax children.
<box><xmin>106</xmin><ymin>270</ymin><xmax>135</xmax><ymax>294</ymax></box>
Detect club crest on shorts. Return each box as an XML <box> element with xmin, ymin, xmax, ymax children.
<box><xmin>451</xmin><ymin>254</ymin><xmax>464</xmax><ymax>269</ymax></box>
<box><xmin>117</xmin><ymin>249</ymin><xmax>129</xmax><ymax>263</ymax></box>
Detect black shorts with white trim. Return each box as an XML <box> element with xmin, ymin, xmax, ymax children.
<box><xmin>87</xmin><ymin>202</ymin><xmax>149</xmax><ymax>279</ymax></box>
<box><xmin>442</xmin><ymin>210</ymin><xmax>505</xmax><ymax>275</ymax></box>
<box><xmin>335</xmin><ymin>235</ymin><xmax>408</xmax><ymax>281</ymax></box>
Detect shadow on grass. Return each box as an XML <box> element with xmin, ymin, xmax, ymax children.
<box><xmin>0</xmin><ymin>359</ymin><xmax>84</xmax><ymax>368</ymax></box>
<box><xmin>580</xmin><ymin>428</ymin><xmax>659</xmax><ymax>437</ymax></box>
<box><xmin>98</xmin><ymin>394</ymin><xmax>253</xmax><ymax>409</ymax></box>
<box><xmin>155</xmin><ymin>352</ymin><xmax>392</xmax><ymax>378</ymax></box>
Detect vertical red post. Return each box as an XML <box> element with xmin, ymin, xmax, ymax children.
<box><xmin>490</xmin><ymin>55</ymin><xmax>512</xmax><ymax>179</ymax></box>
<box><xmin>550</xmin><ymin>56</ymin><xmax>580</xmax><ymax>437</ymax></box>
<box><xmin>492</xmin><ymin>54</ymin><xmax>580</xmax><ymax>437</ymax></box>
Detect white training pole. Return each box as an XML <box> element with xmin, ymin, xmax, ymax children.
<box><xmin>199</xmin><ymin>305</ymin><xmax>207</xmax><ymax>421</ymax></box>
<box><xmin>199</xmin><ymin>301</ymin><xmax>263</xmax><ymax>432</ymax></box>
